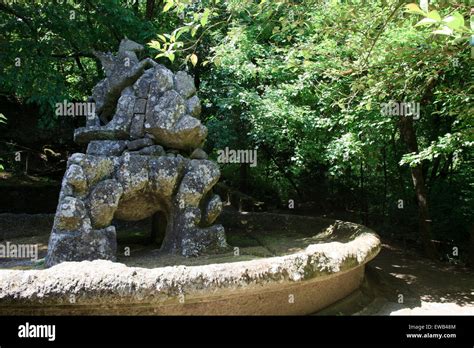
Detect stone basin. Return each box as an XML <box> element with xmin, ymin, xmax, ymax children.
<box><xmin>0</xmin><ymin>212</ymin><xmax>380</xmax><ymax>315</ymax></box>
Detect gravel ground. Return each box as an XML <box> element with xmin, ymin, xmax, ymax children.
<box><xmin>359</xmin><ymin>243</ymin><xmax>474</xmax><ymax>315</ymax></box>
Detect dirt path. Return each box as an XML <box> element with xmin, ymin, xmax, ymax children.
<box><xmin>360</xmin><ymin>243</ymin><xmax>474</xmax><ymax>315</ymax></box>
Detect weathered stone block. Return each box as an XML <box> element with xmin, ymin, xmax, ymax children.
<box><xmin>64</xmin><ymin>164</ymin><xmax>87</xmax><ymax>193</ymax></box>
<box><xmin>127</xmin><ymin>137</ymin><xmax>154</xmax><ymax>151</ymax></box>
<box><xmin>54</xmin><ymin>196</ymin><xmax>87</xmax><ymax>231</ymax></box>
<box><xmin>186</xmin><ymin>95</ymin><xmax>201</xmax><ymax>117</ymax></box>
<box><xmin>88</xmin><ymin>179</ymin><xmax>123</xmax><ymax>228</ymax></box>
<box><xmin>87</xmin><ymin>140</ymin><xmax>127</xmax><ymax>156</ymax></box>
<box><xmin>130</xmin><ymin>113</ymin><xmax>145</xmax><ymax>138</ymax></box>
<box><xmin>133</xmin><ymin>98</ymin><xmax>147</xmax><ymax>114</ymax></box>
<box><xmin>174</xmin><ymin>71</ymin><xmax>196</xmax><ymax>99</ymax></box>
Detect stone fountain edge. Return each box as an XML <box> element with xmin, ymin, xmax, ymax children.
<box><xmin>0</xmin><ymin>217</ymin><xmax>380</xmax><ymax>314</ymax></box>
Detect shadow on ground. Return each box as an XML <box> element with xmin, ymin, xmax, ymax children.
<box><xmin>320</xmin><ymin>243</ymin><xmax>474</xmax><ymax>315</ymax></box>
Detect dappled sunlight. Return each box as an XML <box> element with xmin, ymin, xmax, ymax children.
<box><xmin>388</xmin><ymin>272</ymin><xmax>417</xmax><ymax>284</ymax></box>
<box><xmin>363</xmin><ymin>244</ymin><xmax>474</xmax><ymax>315</ymax></box>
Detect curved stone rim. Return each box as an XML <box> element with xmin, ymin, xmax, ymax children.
<box><xmin>0</xmin><ymin>218</ymin><xmax>380</xmax><ymax>308</ymax></box>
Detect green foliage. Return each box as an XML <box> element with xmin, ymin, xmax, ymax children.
<box><xmin>406</xmin><ymin>3</ymin><xmax>473</xmax><ymax>37</ymax></box>
<box><xmin>0</xmin><ymin>0</ymin><xmax>472</xmax><ymax>253</ymax></box>
<box><xmin>150</xmin><ymin>0</ymin><xmax>472</xmax><ymax>248</ymax></box>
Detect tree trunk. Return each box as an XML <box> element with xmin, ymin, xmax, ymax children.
<box><xmin>239</xmin><ymin>163</ymin><xmax>248</xmax><ymax>193</ymax></box>
<box><xmin>360</xmin><ymin>157</ymin><xmax>368</xmax><ymax>225</ymax></box>
<box><xmin>145</xmin><ymin>0</ymin><xmax>155</xmax><ymax>20</ymax></box>
<box><xmin>382</xmin><ymin>145</ymin><xmax>387</xmax><ymax>223</ymax></box>
<box><xmin>469</xmin><ymin>224</ymin><xmax>474</xmax><ymax>269</ymax></box>
<box><xmin>399</xmin><ymin>116</ymin><xmax>437</xmax><ymax>259</ymax></box>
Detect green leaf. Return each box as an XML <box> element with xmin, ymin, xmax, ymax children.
<box><xmin>426</xmin><ymin>10</ymin><xmax>441</xmax><ymax>21</ymax></box>
<box><xmin>191</xmin><ymin>25</ymin><xmax>200</xmax><ymax>37</ymax></box>
<box><xmin>200</xmin><ymin>8</ymin><xmax>210</xmax><ymax>27</ymax></box>
<box><xmin>175</xmin><ymin>26</ymin><xmax>190</xmax><ymax>40</ymax></box>
<box><xmin>163</xmin><ymin>0</ymin><xmax>174</xmax><ymax>12</ymax></box>
<box><xmin>415</xmin><ymin>17</ymin><xmax>438</xmax><ymax>27</ymax></box>
<box><xmin>190</xmin><ymin>53</ymin><xmax>198</xmax><ymax>66</ymax></box>
<box><xmin>470</xmin><ymin>15</ymin><xmax>474</xmax><ymax>31</ymax></box>
<box><xmin>443</xmin><ymin>12</ymin><xmax>464</xmax><ymax>30</ymax></box>
<box><xmin>148</xmin><ymin>40</ymin><xmax>161</xmax><ymax>50</ymax></box>
<box><xmin>405</xmin><ymin>3</ymin><xmax>426</xmax><ymax>16</ymax></box>
<box><xmin>433</xmin><ymin>26</ymin><xmax>454</xmax><ymax>36</ymax></box>
<box><xmin>167</xmin><ymin>52</ymin><xmax>175</xmax><ymax>62</ymax></box>
<box><xmin>453</xmin><ymin>12</ymin><xmax>465</xmax><ymax>27</ymax></box>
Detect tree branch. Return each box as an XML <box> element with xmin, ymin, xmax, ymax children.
<box><xmin>51</xmin><ymin>52</ymin><xmax>95</xmax><ymax>59</ymax></box>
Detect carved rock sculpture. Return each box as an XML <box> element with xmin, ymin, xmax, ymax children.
<box><xmin>46</xmin><ymin>39</ymin><xmax>227</xmax><ymax>267</ymax></box>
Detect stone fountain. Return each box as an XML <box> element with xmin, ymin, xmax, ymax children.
<box><xmin>46</xmin><ymin>39</ymin><xmax>227</xmax><ymax>267</ymax></box>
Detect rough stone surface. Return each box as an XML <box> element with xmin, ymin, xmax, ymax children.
<box><xmin>130</xmin><ymin>114</ymin><xmax>145</xmax><ymax>138</ymax></box>
<box><xmin>86</xmin><ymin>140</ymin><xmax>127</xmax><ymax>156</ymax></box>
<box><xmin>186</xmin><ymin>95</ymin><xmax>201</xmax><ymax>117</ymax></box>
<box><xmin>127</xmin><ymin>137</ymin><xmax>154</xmax><ymax>151</ymax></box>
<box><xmin>174</xmin><ymin>71</ymin><xmax>196</xmax><ymax>99</ymax></box>
<box><xmin>91</xmin><ymin>39</ymin><xmax>157</xmax><ymax>124</ymax></box>
<box><xmin>144</xmin><ymin>90</ymin><xmax>207</xmax><ymax>150</ymax></box>
<box><xmin>202</xmin><ymin>194</ymin><xmax>222</xmax><ymax>225</ymax></box>
<box><xmin>190</xmin><ymin>148</ymin><xmax>208</xmax><ymax>160</ymax></box>
<box><xmin>88</xmin><ymin>180</ymin><xmax>123</xmax><ymax>228</ymax></box>
<box><xmin>46</xmin><ymin>227</ymin><xmax>117</xmax><ymax>266</ymax></box>
<box><xmin>74</xmin><ymin>127</ymin><xmax>129</xmax><ymax>144</ymax></box>
<box><xmin>133</xmin><ymin>98</ymin><xmax>147</xmax><ymax>114</ymax></box>
<box><xmin>64</xmin><ymin>164</ymin><xmax>87</xmax><ymax>194</ymax></box>
<box><xmin>53</xmin><ymin>196</ymin><xmax>86</xmax><ymax>231</ymax></box>
<box><xmin>46</xmin><ymin>39</ymin><xmax>226</xmax><ymax>267</ymax></box>
<box><xmin>135</xmin><ymin>145</ymin><xmax>165</xmax><ymax>156</ymax></box>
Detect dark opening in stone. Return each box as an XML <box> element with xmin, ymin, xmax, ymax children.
<box><xmin>114</xmin><ymin>213</ymin><xmax>166</xmax><ymax>251</ymax></box>
<box><xmin>151</xmin><ymin>211</ymin><xmax>167</xmax><ymax>246</ymax></box>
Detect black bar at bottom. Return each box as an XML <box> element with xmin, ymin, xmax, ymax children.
<box><xmin>0</xmin><ymin>315</ymin><xmax>472</xmax><ymax>346</ymax></box>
